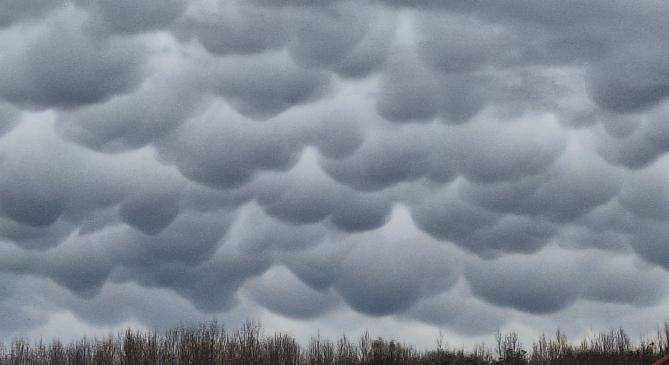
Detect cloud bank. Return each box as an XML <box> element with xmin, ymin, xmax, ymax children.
<box><xmin>1</xmin><ymin>0</ymin><xmax>669</xmax><ymax>346</ymax></box>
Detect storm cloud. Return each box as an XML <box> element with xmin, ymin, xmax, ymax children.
<box><xmin>1</xmin><ymin>0</ymin><xmax>669</xmax><ymax>347</ymax></box>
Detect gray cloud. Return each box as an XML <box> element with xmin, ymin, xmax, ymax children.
<box><xmin>202</xmin><ymin>52</ymin><xmax>332</xmax><ymax>120</ymax></box>
<box><xmin>587</xmin><ymin>44</ymin><xmax>669</xmax><ymax>113</ymax></box>
<box><xmin>375</xmin><ymin>47</ymin><xmax>489</xmax><ymax>125</ymax></box>
<box><xmin>0</xmin><ymin>10</ymin><xmax>146</xmax><ymax>110</ymax></box>
<box><xmin>0</xmin><ymin>102</ymin><xmax>19</xmax><ymax>137</ymax></box>
<box><xmin>2</xmin><ymin>0</ymin><xmax>669</xmax><ymax>346</ymax></box>
<box><xmin>253</xmin><ymin>150</ymin><xmax>392</xmax><ymax>230</ymax></box>
<box><xmin>243</xmin><ymin>266</ymin><xmax>340</xmax><ymax>319</ymax></box>
<box><xmin>465</xmin><ymin>247</ymin><xmax>668</xmax><ymax>314</ymax></box>
<box><xmin>174</xmin><ymin>1</ymin><xmax>290</xmax><ymax>56</ymax></box>
<box><xmin>416</xmin><ymin>13</ymin><xmax>518</xmax><ymax>74</ymax></box>
<box><xmin>81</xmin><ymin>0</ymin><xmax>188</xmax><ymax>36</ymax></box>
<box><xmin>375</xmin><ymin>48</ymin><xmax>439</xmax><ymax>123</ymax></box>
<box><xmin>55</xmin><ymin>71</ymin><xmax>206</xmax><ymax>152</ymax></box>
<box><xmin>0</xmin><ymin>273</ymin><xmax>50</xmax><ymax>332</ymax></box>
<box><xmin>0</xmin><ymin>0</ymin><xmax>65</xmax><ymax>28</ymax></box>
<box><xmin>406</xmin><ymin>282</ymin><xmax>507</xmax><ymax>336</ymax></box>
<box><xmin>333</xmin><ymin>236</ymin><xmax>457</xmax><ymax>316</ymax></box>
<box><xmin>285</xmin><ymin>3</ymin><xmax>393</xmax><ymax>77</ymax></box>
<box><xmin>594</xmin><ymin>103</ymin><xmax>669</xmax><ymax>169</ymax></box>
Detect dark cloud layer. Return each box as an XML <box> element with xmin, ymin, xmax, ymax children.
<box><xmin>1</xmin><ymin>0</ymin><xmax>669</xmax><ymax>344</ymax></box>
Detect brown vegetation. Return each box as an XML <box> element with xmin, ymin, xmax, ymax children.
<box><xmin>0</xmin><ymin>320</ymin><xmax>668</xmax><ymax>365</ymax></box>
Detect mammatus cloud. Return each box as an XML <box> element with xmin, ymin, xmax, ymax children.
<box><xmin>0</xmin><ymin>11</ymin><xmax>146</xmax><ymax>109</ymax></box>
<box><xmin>1</xmin><ymin>0</ymin><xmax>669</xmax><ymax>347</ymax></box>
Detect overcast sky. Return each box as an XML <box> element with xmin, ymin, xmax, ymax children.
<box><xmin>1</xmin><ymin>0</ymin><xmax>669</xmax><ymax>348</ymax></box>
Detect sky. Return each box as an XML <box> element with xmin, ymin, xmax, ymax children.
<box><xmin>1</xmin><ymin>0</ymin><xmax>669</xmax><ymax>349</ymax></box>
